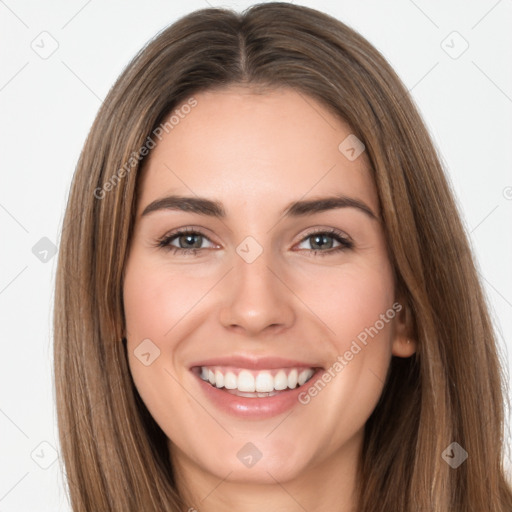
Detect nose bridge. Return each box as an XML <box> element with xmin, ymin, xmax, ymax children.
<box><xmin>218</xmin><ymin>237</ymin><xmax>295</xmax><ymax>334</ymax></box>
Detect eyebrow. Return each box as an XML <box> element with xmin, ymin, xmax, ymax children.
<box><xmin>141</xmin><ymin>194</ymin><xmax>378</xmax><ymax>221</ymax></box>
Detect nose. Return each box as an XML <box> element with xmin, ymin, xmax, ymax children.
<box><xmin>218</xmin><ymin>248</ymin><xmax>296</xmax><ymax>336</ymax></box>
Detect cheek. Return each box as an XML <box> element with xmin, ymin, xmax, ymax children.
<box><xmin>289</xmin><ymin>262</ymin><xmax>397</xmax><ymax>447</ymax></box>
<box><xmin>122</xmin><ymin>256</ymin><xmax>203</xmax><ymax>435</ymax></box>
<box><xmin>122</xmin><ymin>257</ymin><xmax>211</xmax><ymax>424</ymax></box>
<box><xmin>292</xmin><ymin>258</ymin><xmax>396</xmax><ymax>412</ymax></box>
<box><xmin>294</xmin><ymin>257</ymin><xmax>396</xmax><ymax>352</ymax></box>
<box><xmin>123</xmin><ymin>257</ymin><xmax>209</xmax><ymax>342</ymax></box>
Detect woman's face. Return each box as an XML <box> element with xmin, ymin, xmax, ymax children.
<box><xmin>123</xmin><ymin>85</ymin><xmax>414</xmax><ymax>488</ymax></box>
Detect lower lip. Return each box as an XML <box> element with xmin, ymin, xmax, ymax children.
<box><xmin>193</xmin><ymin>369</ymin><xmax>323</xmax><ymax>419</ymax></box>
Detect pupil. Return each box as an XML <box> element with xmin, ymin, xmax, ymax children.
<box><xmin>180</xmin><ymin>234</ymin><xmax>201</xmax><ymax>249</ymax></box>
<box><xmin>312</xmin><ymin>234</ymin><xmax>332</xmax><ymax>250</ymax></box>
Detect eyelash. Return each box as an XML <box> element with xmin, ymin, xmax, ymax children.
<box><xmin>154</xmin><ymin>226</ymin><xmax>354</xmax><ymax>257</ymax></box>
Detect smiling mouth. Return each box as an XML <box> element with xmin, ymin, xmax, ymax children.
<box><xmin>192</xmin><ymin>365</ymin><xmax>320</xmax><ymax>398</ymax></box>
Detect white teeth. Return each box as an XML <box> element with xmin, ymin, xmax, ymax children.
<box><xmin>298</xmin><ymin>369</ymin><xmax>310</xmax><ymax>386</ymax></box>
<box><xmin>287</xmin><ymin>369</ymin><xmax>298</xmax><ymax>389</ymax></box>
<box><xmin>274</xmin><ymin>370</ymin><xmax>288</xmax><ymax>390</ymax></box>
<box><xmin>215</xmin><ymin>370</ymin><xmax>224</xmax><ymax>389</ymax></box>
<box><xmin>255</xmin><ymin>371</ymin><xmax>274</xmax><ymax>392</ymax></box>
<box><xmin>198</xmin><ymin>366</ymin><xmax>315</xmax><ymax>394</ymax></box>
<box><xmin>225</xmin><ymin>389</ymin><xmax>279</xmax><ymax>398</ymax></box>
<box><xmin>238</xmin><ymin>370</ymin><xmax>255</xmax><ymax>392</ymax></box>
<box><xmin>224</xmin><ymin>371</ymin><xmax>237</xmax><ymax>390</ymax></box>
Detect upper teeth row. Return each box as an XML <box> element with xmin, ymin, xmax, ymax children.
<box><xmin>200</xmin><ymin>367</ymin><xmax>315</xmax><ymax>392</ymax></box>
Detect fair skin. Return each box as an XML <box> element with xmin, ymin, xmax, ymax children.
<box><xmin>123</xmin><ymin>85</ymin><xmax>416</xmax><ymax>512</ymax></box>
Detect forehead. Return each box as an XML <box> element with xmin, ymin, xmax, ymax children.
<box><xmin>137</xmin><ymin>86</ymin><xmax>378</xmax><ymax>216</ymax></box>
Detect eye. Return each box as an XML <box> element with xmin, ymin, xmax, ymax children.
<box><xmin>155</xmin><ymin>227</ymin><xmax>217</xmax><ymax>255</ymax></box>
<box><xmin>295</xmin><ymin>228</ymin><xmax>353</xmax><ymax>256</ymax></box>
<box><xmin>154</xmin><ymin>227</ymin><xmax>353</xmax><ymax>257</ymax></box>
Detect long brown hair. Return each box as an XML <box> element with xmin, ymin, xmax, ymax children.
<box><xmin>54</xmin><ymin>3</ymin><xmax>512</xmax><ymax>510</ymax></box>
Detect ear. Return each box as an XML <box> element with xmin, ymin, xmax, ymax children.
<box><xmin>391</xmin><ymin>299</ymin><xmax>417</xmax><ymax>358</ymax></box>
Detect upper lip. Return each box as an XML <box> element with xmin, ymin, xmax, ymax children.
<box><xmin>189</xmin><ymin>355</ymin><xmax>323</xmax><ymax>371</ymax></box>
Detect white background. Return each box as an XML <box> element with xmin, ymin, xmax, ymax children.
<box><xmin>1</xmin><ymin>1</ymin><xmax>511</xmax><ymax>510</ymax></box>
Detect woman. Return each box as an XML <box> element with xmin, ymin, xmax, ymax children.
<box><xmin>53</xmin><ymin>2</ymin><xmax>512</xmax><ymax>511</ymax></box>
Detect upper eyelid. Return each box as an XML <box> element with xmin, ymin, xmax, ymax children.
<box><xmin>299</xmin><ymin>226</ymin><xmax>351</xmax><ymax>241</ymax></box>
